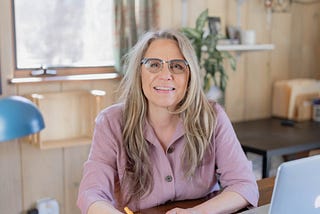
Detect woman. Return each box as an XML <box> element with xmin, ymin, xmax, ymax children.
<box><xmin>77</xmin><ymin>29</ymin><xmax>259</xmax><ymax>214</ymax></box>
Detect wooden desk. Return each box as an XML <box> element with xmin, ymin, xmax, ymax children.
<box><xmin>138</xmin><ymin>177</ymin><xmax>275</xmax><ymax>214</ymax></box>
<box><xmin>233</xmin><ymin>118</ymin><xmax>320</xmax><ymax>178</ymax></box>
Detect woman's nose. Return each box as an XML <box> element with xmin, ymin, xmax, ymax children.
<box><xmin>159</xmin><ymin>63</ymin><xmax>173</xmax><ymax>80</ymax></box>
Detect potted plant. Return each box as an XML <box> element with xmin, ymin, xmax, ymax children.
<box><xmin>181</xmin><ymin>9</ymin><xmax>236</xmax><ymax>103</ymax></box>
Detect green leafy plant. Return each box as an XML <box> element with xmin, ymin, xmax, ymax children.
<box><xmin>181</xmin><ymin>9</ymin><xmax>236</xmax><ymax>93</ymax></box>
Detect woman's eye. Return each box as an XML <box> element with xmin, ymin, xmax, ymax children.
<box><xmin>172</xmin><ymin>63</ymin><xmax>183</xmax><ymax>70</ymax></box>
<box><xmin>150</xmin><ymin>62</ymin><xmax>161</xmax><ymax>68</ymax></box>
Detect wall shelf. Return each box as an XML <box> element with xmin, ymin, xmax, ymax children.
<box><xmin>10</xmin><ymin>72</ymin><xmax>120</xmax><ymax>84</ymax></box>
<box><xmin>216</xmin><ymin>44</ymin><xmax>275</xmax><ymax>52</ymax></box>
<box><xmin>25</xmin><ymin>90</ymin><xmax>107</xmax><ymax>149</ymax></box>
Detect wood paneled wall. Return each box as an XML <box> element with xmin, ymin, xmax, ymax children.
<box><xmin>159</xmin><ymin>0</ymin><xmax>320</xmax><ymax>121</ymax></box>
<box><xmin>0</xmin><ymin>0</ymin><xmax>320</xmax><ymax>213</ymax></box>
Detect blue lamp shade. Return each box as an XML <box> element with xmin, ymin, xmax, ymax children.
<box><xmin>0</xmin><ymin>96</ymin><xmax>45</xmax><ymax>142</ymax></box>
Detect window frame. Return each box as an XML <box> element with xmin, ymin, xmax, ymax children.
<box><xmin>11</xmin><ymin>0</ymin><xmax>117</xmax><ymax>81</ymax></box>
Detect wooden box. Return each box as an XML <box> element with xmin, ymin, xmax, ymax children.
<box><xmin>25</xmin><ymin>90</ymin><xmax>106</xmax><ymax>149</ymax></box>
<box><xmin>272</xmin><ymin>79</ymin><xmax>320</xmax><ymax>121</ymax></box>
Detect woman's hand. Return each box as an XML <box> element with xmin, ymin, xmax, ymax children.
<box><xmin>165</xmin><ymin>191</ymin><xmax>248</xmax><ymax>214</ymax></box>
<box><xmin>87</xmin><ymin>201</ymin><xmax>123</xmax><ymax>214</ymax></box>
<box><xmin>165</xmin><ymin>207</ymin><xmax>198</xmax><ymax>214</ymax></box>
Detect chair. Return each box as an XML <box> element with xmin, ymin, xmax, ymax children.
<box><xmin>257</xmin><ymin>177</ymin><xmax>275</xmax><ymax>206</ymax></box>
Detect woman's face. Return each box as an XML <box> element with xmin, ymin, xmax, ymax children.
<box><xmin>141</xmin><ymin>39</ymin><xmax>189</xmax><ymax>111</ymax></box>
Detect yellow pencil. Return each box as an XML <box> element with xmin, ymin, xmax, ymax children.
<box><xmin>124</xmin><ymin>206</ymin><xmax>134</xmax><ymax>214</ymax></box>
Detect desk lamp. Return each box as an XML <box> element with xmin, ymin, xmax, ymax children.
<box><xmin>0</xmin><ymin>96</ymin><xmax>45</xmax><ymax>142</ymax></box>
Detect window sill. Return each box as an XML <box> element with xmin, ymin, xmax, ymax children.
<box><xmin>9</xmin><ymin>72</ymin><xmax>121</xmax><ymax>84</ymax></box>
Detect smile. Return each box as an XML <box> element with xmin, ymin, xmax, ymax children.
<box><xmin>153</xmin><ymin>86</ymin><xmax>175</xmax><ymax>91</ymax></box>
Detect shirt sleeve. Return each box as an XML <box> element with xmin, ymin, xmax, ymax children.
<box><xmin>213</xmin><ymin>104</ymin><xmax>259</xmax><ymax>207</ymax></box>
<box><xmin>77</xmin><ymin>108</ymin><xmax>122</xmax><ymax>214</ymax></box>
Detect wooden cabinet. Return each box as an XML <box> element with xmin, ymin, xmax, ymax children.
<box><xmin>25</xmin><ymin>90</ymin><xmax>106</xmax><ymax>149</ymax></box>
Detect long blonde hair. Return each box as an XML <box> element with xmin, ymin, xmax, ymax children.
<box><xmin>118</xmin><ymin>29</ymin><xmax>216</xmax><ymax>202</ymax></box>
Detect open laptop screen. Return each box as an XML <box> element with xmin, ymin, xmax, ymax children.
<box><xmin>269</xmin><ymin>155</ymin><xmax>320</xmax><ymax>214</ymax></box>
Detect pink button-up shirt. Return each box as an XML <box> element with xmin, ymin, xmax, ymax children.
<box><xmin>77</xmin><ymin>102</ymin><xmax>259</xmax><ymax>213</ymax></box>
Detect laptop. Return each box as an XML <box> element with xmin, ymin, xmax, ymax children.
<box><xmin>241</xmin><ymin>154</ymin><xmax>320</xmax><ymax>214</ymax></box>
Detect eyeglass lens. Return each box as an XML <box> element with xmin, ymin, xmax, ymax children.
<box><xmin>142</xmin><ymin>58</ymin><xmax>188</xmax><ymax>74</ymax></box>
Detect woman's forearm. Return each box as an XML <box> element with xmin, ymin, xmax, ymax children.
<box><xmin>87</xmin><ymin>201</ymin><xmax>123</xmax><ymax>214</ymax></box>
<box><xmin>193</xmin><ymin>191</ymin><xmax>249</xmax><ymax>214</ymax></box>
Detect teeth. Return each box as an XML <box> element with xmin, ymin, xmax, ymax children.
<box><xmin>154</xmin><ymin>86</ymin><xmax>175</xmax><ymax>91</ymax></box>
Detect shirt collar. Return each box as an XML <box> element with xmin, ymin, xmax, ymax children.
<box><xmin>143</xmin><ymin>118</ymin><xmax>185</xmax><ymax>146</ymax></box>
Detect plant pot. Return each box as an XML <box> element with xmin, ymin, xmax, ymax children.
<box><xmin>206</xmin><ymin>85</ymin><xmax>225</xmax><ymax>106</ymax></box>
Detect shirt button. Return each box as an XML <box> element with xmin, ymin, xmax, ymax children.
<box><xmin>167</xmin><ymin>147</ymin><xmax>174</xmax><ymax>154</ymax></box>
<box><xmin>165</xmin><ymin>175</ymin><xmax>173</xmax><ymax>182</ymax></box>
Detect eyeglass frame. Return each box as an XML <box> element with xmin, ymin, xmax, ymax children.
<box><xmin>140</xmin><ymin>58</ymin><xmax>189</xmax><ymax>74</ymax></box>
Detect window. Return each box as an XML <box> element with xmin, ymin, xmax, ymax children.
<box><xmin>13</xmin><ymin>0</ymin><xmax>114</xmax><ymax>72</ymax></box>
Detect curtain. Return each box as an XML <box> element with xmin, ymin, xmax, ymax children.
<box><xmin>114</xmin><ymin>0</ymin><xmax>159</xmax><ymax>74</ymax></box>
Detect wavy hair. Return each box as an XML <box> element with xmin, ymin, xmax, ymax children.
<box><xmin>118</xmin><ymin>29</ymin><xmax>217</xmax><ymax>203</ymax></box>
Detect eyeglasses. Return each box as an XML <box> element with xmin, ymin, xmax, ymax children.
<box><xmin>141</xmin><ymin>58</ymin><xmax>189</xmax><ymax>74</ymax></box>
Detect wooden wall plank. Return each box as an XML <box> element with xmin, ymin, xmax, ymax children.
<box><xmin>158</xmin><ymin>0</ymin><xmax>174</xmax><ymax>29</ymax></box>
<box><xmin>171</xmin><ymin>0</ymin><xmax>183</xmax><ymax>28</ymax></box>
<box><xmin>64</xmin><ymin>145</ymin><xmax>90</xmax><ymax>214</ymax></box>
<box><xmin>21</xmin><ymin>142</ymin><xmax>64</xmax><ymax>213</ymax></box>
<box><xmin>187</xmin><ymin>0</ymin><xmax>207</xmax><ymax>27</ymax></box>
<box><xmin>0</xmin><ymin>0</ymin><xmax>17</xmax><ymax>96</ymax></box>
<box><xmin>225</xmin><ymin>55</ymin><xmax>246</xmax><ymax>121</ymax></box>
<box><xmin>270</xmin><ymin>12</ymin><xmax>292</xmax><ymax>82</ymax></box>
<box><xmin>224</xmin><ymin>0</ymin><xmax>246</xmax><ymax>121</ymax></box>
<box><xmin>244</xmin><ymin>51</ymin><xmax>272</xmax><ymax>120</ymax></box>
<box><xmin>290</xmin><ymin>3</ymin><xmax>320</xmax><ymax>79</ymax></box>
<box><xmin>244</xmin><ymin>2</ymin><xmax>272</xmax><ymax>119</ymax></box>
<box><xmin>0</xmin><ymin>141</ymin><xmax>22</xmax><ymax>214</ymax></box>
